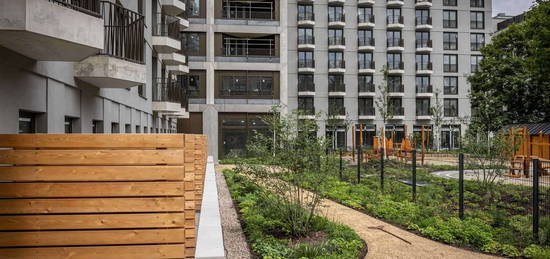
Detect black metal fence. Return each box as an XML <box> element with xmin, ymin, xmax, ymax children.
<box><xmin>153</xmin><ymin>13</ymin><xmax>181</xmax><ymax>40</ymax></box>
<box><xmin>100</xmin><ymin>1</ymin><xmax>144</xmax><ymax>63</ymax></box>
<box><xmin>153</xmin><ymin>77</ymin><xmax>182</xmax><ymax>103</ymax></box>
<box><xmin>49</xmin><ymin>0</ymin><xmax>101</xmax><ymax>17</ymax></box>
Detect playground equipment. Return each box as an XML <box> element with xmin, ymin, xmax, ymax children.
<box><xmin>508</xmin><ymin>124</ymin><xmax>550</xmax><ymax>177</ymax></box>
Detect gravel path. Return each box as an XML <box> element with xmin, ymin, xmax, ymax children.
<box><xmin>215</xmin><ymin>166</ymin><xmax>253</xmax><ymax>259</ymax></box>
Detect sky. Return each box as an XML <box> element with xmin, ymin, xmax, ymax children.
<box><xmin>492</xmin><ymin>0</ymin><xmax>534</xmax><ymax>16</ymax></box>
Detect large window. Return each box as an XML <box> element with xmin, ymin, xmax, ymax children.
<box><xmin>444</xmin><ymin>99</ymin><xmax>459</xmax><ymax>117</ymax></box>
<box><xmin>221</xmin><ymin>75</ymin><xmax>273</xmax><ymax>97</ymax></box>
<box><xmin>298</xmin><ymin>4</ymin><xmax>313</xmax><ymax>21</ymax></box>
<box><xmin>328</xmin><ymin>74</ymin><xmax>345</xmax><ymax>92</ymax></box>
<box><xmin>416</xmin><ymin>54</ymin><xmax>431</xmax><ymax>70</ymax></box>
<box><xmin>443</xmin><ymin>0</ymin><xmax>457</xmax><ymax>6</ymax></box>
<box><xmin>298</xmin><ymin>51</ymin><xmax>314</xmax><ymax>67</ymax></box>
<box><xmin>443</xmin><ymin>10</ymin><xmax>457</xmax><ymax>28</ymax></box>
<box><xmin>415</xmin><ymin>9</ymin><xmax>430</xmax><ymax>25</ymax></box>
<box><xmin>328</xmin><ymin>6</ymin><xmax>344</xmax><ymax>22</ymax></box>
<box><xmin>471</xmin><ymin>0</ymin><xmax>484</xmax><ymax>8</ymax></box>
<box><xmin>92</xmin><ymin>120</ymin><xmax>103</xmax><ymax>134</ymax></box>
<box><xmin>220</xmin><ymin>114</ymin><xmax>271</xmax><ymax>158</ymax></box>
<box><xmin>387</xmin><ymin>53</ymin><xmax>402</xmax><ymax>70</ymax></box>
<box><xmin>443</xmin><ymin>32</ymin><xmax>458</xmax><ymax>50</ymax></box>
<box><xmin>298</xmin><ymin>74</ymin><xmax>314</xmax><ymax>92</ymax></box>
<box><xmin>328</xmin><ymin>29</ymin><xmax>344</xmax><ymax>45</ymax></box>
<box><xmin>390</xmin><ymin>98</ymin><xmax>404</xmax><ymax>115</ymax></box>
<box><xmin>388</xmin><ymin>76</ymin><xmax>403</xmax><ymax>92</ymax></box>
<box><xmin>358</xmin><ymin>30</ymin><xmax>373</xmax><ymax>46</ymax></box>
<box><xmin>358</xmin><ymin>75</ymin><xmax>374</xmax><ymax>92</ymax></box>
<box><xmin>444</xmin><ymin>76</ymin><xmax>458</xmax><ymax>95</ymax></box>
<box><xmin>470</xmin><ymin>33</ymin><xmax>485</xmax><ymax>51</ymax></box>
<box><xmin>470</xmin><ymin>11</ymin><xmax>485</xmax><ymax>29</ymax></box>
<box><xmin>18</xmin><ymin>111</ymin><xmax>36</xmax><ymax>134</ymax></box>
<box><xmin>298</xmin><ymin>97</ymin><xmax>315</xmax><ymax>114</ymax></box>
<box><xmin>386</xmin><ymin>8</ymin><xmax>401</xmax><ymax>24</ymax></box>
<box><xmin>186</xmin><ymin>33</ymin><xmax>201</xmax><ymax>55</ymax></box>
<box><xmin>298</xmin><ymin>28</ymin><xmax>314</xmax><ymax>45</ymax></box>
<box><xmin>387</xmin><ymin>30</ymin><xmax>402</xmax><ymax>47</ymax></box>
<box><xmin>471</xmin><ymin>55</ymin><xmax>483</xmax><ymax>72</ymax></box>
<box><xmin>188</xmin><ymin>0</ymin><xmax>200</xmax><ymax>17</ymax></box>
<box><xmin>416</xmin><ymin>98</ymin><xmax>431</xmax><ymax>116</ymax></box>
<box><xmin>444</xmin><ymin>54</ymin><xmax>458</xmax><ymax>72</ymax></box>
<box><xmin>328</xmin><ymin>52</ymin><xmax>344</xmax><ymax>68</ymax></box>
<box><xmin>186</xmin><ymin>75</ymin><xmax>201</xmax><ymax>98</ymax></box>
<box><xmin>358</xmin><ymin>98</ymin><xmax>374</xmax><ymax>115</ymax></box>
<box><xmin>358</xmin><ymin>7</ymin><xmax>373</xmax><ymax>23</ymax></box>
<box><xmin>328</xmin><ymin>98</ymin><xmax>345</xmax><ymax>116</ymax></box>
<box><xmin>416</xmin><ymin>76</ymin><xmax>431</xmax><ymax>93</ymax></box>
<box><xmin>416</xmin><ymin>31</ymin><xmax>430</xmax><ymax>48</ymax></box>
<box><xmin>358</xmin><ymin>52</ymin><xmax>373</xmax><ymax>69</ymax></box>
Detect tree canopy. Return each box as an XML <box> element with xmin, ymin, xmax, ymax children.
<box><xmin>468</xmin><ymin>0</ymin><xmax>550</xmax><ymax>134</ymax></box>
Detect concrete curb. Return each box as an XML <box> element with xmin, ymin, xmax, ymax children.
<box><xmin>195</xmin><ymin>156</ymin><xmax>225</xmax><ymax>259</ymax></box>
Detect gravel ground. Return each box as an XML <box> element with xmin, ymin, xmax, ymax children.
<box><xmin>215</xmin><ymin>166</ymin><xmax>253</xmax><ymax>259</ymax></box>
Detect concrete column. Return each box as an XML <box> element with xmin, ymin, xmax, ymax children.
<box><xmin>46</xmin><ymin>79</ymin><xmax>65</xmax><ymax>133</ymax></box>
<box><xmin>203</xmin><ymin>105</ymin><xmax>219</xmax><ymax>161</ymax></box>
<box><xmin>279</xmin><ymin>0</ymin><xmax>288</xmax><ymax>113</ymax></box>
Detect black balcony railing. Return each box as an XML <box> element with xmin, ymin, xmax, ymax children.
<box><xmin>298</xmin><ymin>104</ymin><xmax>315</xmax><ymax>115</ymax></box>
<box><xmin>153</xmin><ymin>13</ymin><xmax>180</xmax><ymax>40</ymax></box>
<box><xmin>222</xmin><ymin>0</ymin><xmax>275</xmax><ymax>20</ymax></box>
<box><xmin>100</xmin><ymin>1</ymin><xmax>145</xmax><ymax>64</ymax></box>
<box><xmin>388</xmin><ymin>61</ymin><xmax>404</xmax><ymax>70</ymax></box>
<box><xmin>49</xmin><ymin>0</ymin><xmax>101</xmax><ymax>17</ymax></box>
<box><xmin>358</xmin><ymin>37</ymin><xmax>375</xmax><ymax>47</ymax></box>
<box><xmin>359</xmin><ymin>106</ymin><xmax>375</xmax><ymax>116</ymax></box>
<box><xmin>329</xmin><ymin>60</ymin><xmax>345</xmax><ymax>69</ymax></box>
<box><xmin>387</xmin><ymin>15</ymin><xmax>404</xmax><ymax>25</ymax></box>
<box><xmin>328</xmin><ymin>13</ymin><xmax>345</xmax><ymax>23</ymax></box>
<box><xmin>416</xmin><ymin>84</ymin><xmax>433</xmax><ymax>93</ymax></box>
<box><xmin>358</xmin><ymin>14</ymin><xmax>375</xmax><ymax>24</ymax></box>
<box><xmin>359</xmin><ymin>82</ymin><xmax>375</xmax><ymax>93</ymax></box>
<box><xmin>392</xmin><ymin>106</ymin><xmax>405</xmax><ymax>116</ymax></box>
<box><xmin>153</xmin><ymin>77</ymin><xmax>182</xmax><ymax>103</ymax></box>
<box><xmin>415</xmin><ymin>16</ymin><xmax>432</xmax><ymax>26</ymax></box>
<box><xmin>298</xmin><ymin>82</ymin><xmax>315</xmax><ymax>92</ymax></box>
<box><xmin>223</xmin><ymin>38</ymin><xmax>276</xmax><ymax>57</ymax></box>
<box><xmin>328</xmin><ymin>36</ymin><xmax>345</xmax><ymax>46</ymax></box>
<box><xmin>387</xmin><ymin>38</ymin><xmax>404</xmax><ymax>48</ymax></box>
<box><xmin>358</xmin><ymin>60</ymin><xmax>375</xmax><ymax>69</ymax></box>
<box><xmin>329</xmin><ymin>83</ymin><xmax>346</xmax><ymax>92</ymax></box>
<box><xmin>329</xmin><ymin>106</ymin><xmax>346</xmax><ymax>116</ymax></box>
<box><xmin>416</xmin><ymin>62</ymin><xmax>433</xmax><ymax>71</ymax></box>
<box><xmin>176</xmin><ymin>76</ymin><xmax>189</xmax><ymax>110</ymax></box>
<box><xmin>415</xmin><ymin>0</ymin><xmax>432</xmax><ymax>3</ymax></box>
<box><xmin>298</xmin><ymin>35</ymin><xmax>315</xmax><ymax>45</ymax></box>
<box><xmin>416</xmin><ymin>39</ymin><xmax>433</xmax><ymax>48</ymax></box>
<box><xmin>416</xmin><ymin>109</ymin><xmax>432</xmax><ymax>116</ymax></box>
<box><xmin>299</xmin><ymin>59</ymin><xmax>315</xmax><ymax>68</ymax></box>
<box><xmin>389</xmin><ymin>84</ymin><xmax>404</xmax><ymax>92</ymax></box>
<box><xmin>298</xmin><ymin>11</ymin><xmax>315</xmax><ymax>21</ymax></box>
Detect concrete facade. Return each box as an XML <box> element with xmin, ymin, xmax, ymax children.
<box><xmin>0</xmin><ymin>0</ymin><xmax>189</xmax><ymax>134</ymax></box>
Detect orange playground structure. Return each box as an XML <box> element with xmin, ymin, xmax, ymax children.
<box><xmin>507</xmin><ymin>124</ymin><xmax>550</xmax><ymax>178</ymax></box>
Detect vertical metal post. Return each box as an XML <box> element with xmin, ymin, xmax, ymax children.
<box><xmin>533</xmin><ymin>158</ymin><xmax>540</xmax><ymax>242</ymax></box>
<box><xmin>357</xmin><ymin>146</ymin><xmax>361</xmax><ymax>184</ymax></box>
<box><xmin>380</xmin><ymin>148</ymin><xmax>385</xmax><ymax>192</ymax></box>
<box><xmin>459</xmin><ymin>153</ymin><xmax>464</xmax><ymax>220</ymax></box>
<box><xmin>339</xmin><ymin>149</ymin><xmax>343</xmax><ymax>181</ymax></box>
<box><xmin>412</xmin><ymin>149</ymin><xmax>417</xmax><ymax>202</ymax></box>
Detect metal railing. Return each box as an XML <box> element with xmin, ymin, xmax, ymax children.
<box><xmin>329</xmin><ymin>60</ymin><xmax>345</xmax><ymax>69</ymax></box>
<box><xmin>416</xmin><ymin>62</ymin><xmax>433</xmax><ymax>71</ymax></box>
<box><xmin>358</xmin><ymin>37</ymin><xmax>375</xmax><ymax>47</ymax></box>
<box><xmin>222</xmin><ymin>38</ymin><xmax>276</xmax><ymax>57</ymax></box>
<box><xmin>471</xmin><ymin>42</ymin><xmax>485</xmax><ymax>51</ymax></box>
<box><xmin>329</xmin><ymin>83</ymin><xmax>346</xmax><ymax>92</ymax></box>
<box><xmin>48</xmin><ymin>0</ymin><xmax>101</xmax><ymax>17</ymax></box>
<box><xmin>387</xmin><ymin>38</ymin><xmax>404</xmax><ymax>48</ymax></box>
<box><xmin>298</xmin><ymin>82</ymin><xmax>315</xmax><ymax>92</ymax></box>
<box><xmin>298</xmin><ymin>35</ymin><xmax>315</xmax><ymax>45</ymax></box>
<box><xmin>387</xmin><ymin>15</ymin><xmax>404</xmax><ymax>24</ymax></box>
<box><xmin>392</xmin><ymin>106</ymin><xmax>405</xmax><ymax>116</ymax></box>
<box><xmin>415</xmin><ymin>16</ymin><xmax>432</xmax><ymax>26</ymax></box>
<box><xmin>329</xmin><ymin>105</ymin><xmax>346</xmax><ymax>116</ymax></box>
<box><xmin>328</xmin><ymin>36</ymin><xmax>345</xmax><ymax>46</ymax></box>
<box><xmin>153</xmin><ymin>77</ymin><xmax>182</xmax><ymax>103</ymax></box>
<box><xmin>416</xmin><ymin>84</ymin><xmax>433</xmax><ymax>93</ymax></box>
<box><xmin>359</xmin><ymin>82</ymin><xmax>375</xmax><ymax>93</ymax></box>
<box><xmin>299</xmin><ymin>59</ymin><xmax>315</xmax><ymax>68</ymax></box>
<box><xmin>416</xmin><ymin>109</ymin><xmax>432</xmax><ymax>116</ymax></box>
<box><xmin>416</xmin><ymin>39</ymin><xmax>432</xmax><ymax>48</ymax></box>
<box><xmin>388</xmin><ymin>61</ymin><xmax>404</xmax><ymax>70</ymax></box>
<box><xmin>358</xmin><ymin>60</ymin><xmax>375</xmax><ymax>69</ymax></box>
<box><xmin>153</xmin><ymin>13</ymin><xmax>181</xmax><ymax>40</ymax></box>
<box><xmin>100</xmin><ymin>1</ymin><xmax>145</xmax><ymax>64</ymax></box>
<box><xmin>415</xmin><ymin>0</ymin><xmax>432</xmax><ymax>3</ymax></box>
<box><xmin>358</xmin><ymin>13</ymin><xmax>375</xmax><ymax>24</ymax></box>
<box><xmin>222</xmin><ymin>0</ymin><xmax>275</xmax><ymax>20</ymax></box>
<box><xmin>359</xmin><ymin>105</ymin><xmax>375</xmax><ymax>116</ymax></box>
<box><xmin>298</xmin><ymin>11</ymin><xmax>315</xmax><ymax>21</ymax></box>
<box><xmin>298</xmin><ymin>101</ymin><xmax>315</xmax><ymax>115</ymax></box>
<box><xmin>328</xmin><ymin>13</ymin><xmax>346</xmax><ymax>23</ymax></box>
<box><xmin>389</xmin><ymin>84</ymin><xmax>404</xmax><ymax>92</ymax></box>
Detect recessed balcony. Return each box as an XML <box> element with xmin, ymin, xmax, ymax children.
<box><xmin>358</xmin><ymin>83</ymin><xmax>376</xmax><ymax>96</ymax></box>
<box><xmin>388</xmin><ymin>85</ymin><xmax>404</xmax><ymax>97</ymax></box>
<box><xmin>74</xmin><ymin>2</ymin><xmax>146</xmax><ymax>89</ymax></box>
<box><xmin>358</xmin><ymin>107</ymin><xmax>375</xmax><ymax>120</ymax></box>
<box><xmin>0</xmin><ymin>0</ymin><xmax>104</xmax><ymax>61</ymax></box>
<box><xmin>358</xmin><ymin>14</ymin><xmax>375</xmax><ymax>28</ymax></box>
<box><xmin>391</xmin><ymin>107</ymin><xmax>405</xmax><ymax>120</ymax></box>
<box><xmin>161</xmin><ymin>0</ymin><xmax>186</xmax><ymax>16</ymax></box>
<box><xmin>416</xmin><ymin>40</ymin><xmax>433</xmax><ymax>52</ymax></box>
<box><xmin>416</xmin><ymin>62</ymin><xmax>433</xmax><ymax>75</ymax></box>
<box><xmin>387</xmin><ymin>0</ymin><xmax>404</xmax><ymax>7</ymax></box>
<box><xmin>358</xmin><ymin>38</ymin><xmax>375</xmax><ymax>52</ymax></box>
<box><xmin>298</xmin><ymin>59</ymin><xmax>315</xmax><ymax>73</ymax></box>
<box><xmin>328</xmin><ymin>84</ymin><xmax>346</xmax><ymax>96</ymax></box>
<box><xmin>328</xmin><ymin>60</ymin><xmax>346</xmax><ymax>73</ymax></box>
<box><xmin>415</xmin><ymin>16</ymin><xmax>433</xmax><ymax>30</ymax></box>
<box><xmin>152</xmin><ymin>78</ymin><xmax>183</xmax><ymax>114</ymax></box>
<box><xmin>152</xmin><ymin>14</ymin><xmax>181</xmax><ymax>53</ymax></box>
<box><xmin>328</xmin><ymin>14</ymin><xmax>345</xmax><ymax>28</ymax></box>
<box><xmin>358</xmin><ymin>0</ymin><xmax>376</xmax><ymax>6</ymax></box>
<box><xmin>416</xmin><ymin>85</ymin><xmax>433</xmax><ymax>97</ymax></box>
<box><xmin>298</xmin><ymin>35</ymin><xmax>315</xmax><ymax>50</ymax></box>
<box><xmin>358</xmin><ymin>60</ymin><xmax>375</xmax><ymax>74</ymax></box>
<box><xmin>297</xmin><ymin>12</ymin><xmax>315</xmax><ymax>26</ymax></box>
<box><xmin>387</xmin><ymin>16</ymin><xmax>404</xmax><ymax>29</ymax></box>
<box><xmin>388</xmin><ymin>62</ymin><xmax>404</xmax><ymax>74</ymax></box>
<box><xmin>298</xmin><ymin>83</ymin><xmax>315</xmax><ymax>96</ymax></box>
<box><xmin>328</xmin><ymin>37</ymin><xmax>346</xmax><ymax>51</ymax></box>
<box><xmin>415</xmin><ymin>0</ymin><xmax>432</xmax><ymax>8</ymax></box>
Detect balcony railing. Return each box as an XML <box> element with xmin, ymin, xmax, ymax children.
<box><xmin>416</xmin><ymin>109</ymin><xmax>432</xmax><ymax>116</ymax></box>
<box><xmin>389</xmin><ymin>84</ymin><xmax>404</xmax><ymax>92</ymax></box>
<box><xmin>359</xmin><ymin>106</ymin><xmax>375</xmax><ymax>116</ymax></box>
<box><xmin>299</xmin><ymin>59</ymin><xmax>315</xmax><ymax>68</ymax></box>
<box><xmin>298</xmin><ymin>82</ymin><xmax>315</xmax><ymax>92</ymax></box>
<box><xmin>329</xmin><ymin>83</ymin><xmax>346</xmax><ymax>92</ymax></box>
<box><xmin>328</xmin><ymin>36</ymin><xmax>345</xmax><ymax>46</ymax></box>
<box><xmin>329</xmin><ymin>106</ymin><xmax>346</xmax><ymax>116</ymax></box>
<box><xmin>153</xmin><ymin>13</ymin><xmax>181</xmax><ymax>40</ymax></box>
<box><xmin>222</xmin><ymin>38</ymin><xmax>276</xmax><ymax>57</ymax></box>
<box><xmin>358</xmin><ymin>14</ymin><xmax>375</xmax><ymax>23</ymax></box>
<box><xmin>298</xmin><ymin>104</ymin><xmax>315</xmax><ymax>115</ymax></box>
<box><xmin>388</xmin><ymin>61</ymin><xmax>404</xmax><ymax>70</ymax></box>
<box><xmin>416</xmin><ymin>39</ymin><xmax>432</xmax><ymax>48</ymax></box>
<box><xmin>387</xmin><ymin>15</ymin><xmax>404</xmax><ymax>25</ymax></box>
<box><xmin>298</xmin><ymin>11</ymin><xmax>315</xmax><ymax>21</ymax></box>
<box><xmin>100</xmin><ymin>1</ymin><xmax>145</xmax><ymax>64</ymax></box>
<box><xmin>392</xmin><ymin>106</ymin><xmax>405</xmax><ymax>116</ymax></box>
<box><xmin>358</xmin><ymin>60</ymin><xmax>375</xmax><ymax>69</ymax></box>
<box><xmin>358</xmin><ymin>37</ymin><xmax>375</xmax><ymax>47</ymax></box>
<box><xmin>175</xmin><ymin>76</ymin><xmax>189</xmax><ymax>110</ymax></box>
<box><xmin>328</xmin><ymin>13</ymin><xmax>345</xmax><ymax>23</ymax></box>
<box><xmin>359</xmin><ymin>82</ymin><xmax>375</xmax><ymax>93</ymax></box>
<box><xmin>471</xmin><ymin>42</ymin><xmax>485</xmax><ymax>51</ymax></box>
<box><xmin>416</xmin><ymin>0</ymin><xmax>432</xmax><ymax>3</ymax></box>
<box><xmin>222</xmin><ymin>1</ymin><xmax>275</xmax><ymax>20</ymax></box>
<box><xmin>298</xmin><ymin>35</ymin><xmax>315</xmax><ymax>45</ymax></box>
<box><xmin>153</xmin><ymin>77</ymin><xmax>182</xmax><ymax>103</ymax></box>
<box><xmin>415</xmin><ymin>16</ymin><xmax>432</xmax><ymax>26</ymax></box>
<box><xmin>49</xmin><ymin>0</ymin><xmax>101</xmax><ymax>17</ymax></box>
<box><xmin>387</xmin><ymin>38</ymin><xmax>404</xmax><ymax>48</ymax></box>
<box><xmin>329</xmin><ymin>60</ymin><xmax>345</xmax><ymax>69</ymax></box>
<box><xmin>416</xmin><ymin>62</ymin><xmax>433</xmax><ymax>71</ymax></box>
<box><xmin>416</xmin><ymin>84</ymin><xmax>433</xmax><ymax>93</ymax></box>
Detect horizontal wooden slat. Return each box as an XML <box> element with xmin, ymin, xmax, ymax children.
<box><xmin>0</xmin><ymin>182</ymin><xmax>184</xmax><ymax>198</ymax></box>
<box><xmin>0</xmin><ymin>229</ymin><xmax>185</xmax><ymax>247</ymax></box>
<box><xmin>0</xmin><ymin>166</ymin><xmax>184</xmax><ymax>182</ymax></box>
<box><xmin>0</xmin><ymin>134</ymin><xmax>184</xmax><ymax>149</ymax></box>
<box><xmin>0</xmin><ymin>245</ymin><xmax>185</xmax><ymax>259</ymax></box>
<box><xmin>0</xmin><ymin>197</ymin><xmax>185</xmax><ymax>214</ymax></box>
<box><xmin>0</xmin><ymin>150</ymin><xmax>184</xmax><ymax>165</ymax></box>
<box><xmin>0</xmin><ymin>213</ymin><xmax>185</xmax><ymax>230</ymax></box>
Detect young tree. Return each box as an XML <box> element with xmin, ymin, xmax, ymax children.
<box><xmin>374</xmin><ymin>66</ymin><xmax>394</xmax><ymax>150</ymax></box>
<box><xmin>430</xmin><ymin>90</ymin><xmax>445</xmax><ymax>151</ymax></box>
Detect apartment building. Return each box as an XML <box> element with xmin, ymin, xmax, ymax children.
<box><xmin>0</xmin><ymin>0</ymin><xmax>189</xmax><ymax>134</ymax></box>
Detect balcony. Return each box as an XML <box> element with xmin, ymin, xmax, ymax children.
<box><xmin>297</xmin><ymin>12</ymin><xmax>315</xmax><ymax>26</ymax></box>
<box><xmin>388</xmin><ymin>62</ymin><xmax>404</xmax><ymax>74</ymax></box>
<box><xmin>415</xmin><ymin>0</ymin><xmax>432</xmax><ymax>8</ymax></box>
<box><xmin>328</xmin><ymin>14</ymin><xmax>345</xmax><ymax>28</ymax></box>
<box><xmin>219</xmin><ymin>37</ymin><xmax>278</xmax><ymax>63</ymax></box>
<box><xmin>358</xmin><ymin>60</ymin><xmax>375</xmax><ymax>74</ymax></box>
<box><xmin>416</xmin><ymin>109</ymin><xmax>432</xmax><ymax>120</ymax></box>
<box><xmin>416</xmin><ymin>62</ymin><xmax>433</xmax><ymax>75</ymax></box>
<box><xmin>160</xmin><ymin>38</ymin><xmax>187</xmax><ymax>66</ymax></box>
<box><xmin>177</xmin><ymin>11</ymin><xmax>189</xmax><ymax>30</ymax></box>
<box><xmin>416</xmin><ymin>85</ymin><xmax>433</xmax><ymax>97</ymax></box>
<box><xmin>221</xmin><ymin>0</ymin><xmax>276</xmax><ymax>21</ymax></box>
<box><xmin>298</xmin><ymin>59</ymin><xmax>315</xmax><ymax>73</ymax></box>
<box><xmin>298</xmin><ymin>35</ymin><xmax>315</xmax><ymax>50</ymax></box>
<box><xmin>328</xmin><ymin>105</ymin><xmax>346</xmax><ymax>119</ymax></box>
<box><xmin>358</xmin><ymin>37</ymin><xmax>375</xmax><ymax>52</ymax></box>
<box><xmin>298</xmin><ymin>103</ymin><xmax>315</xmax><ymax>118</ymax></box>
<box><xmin>416</xmin><ymin>39</ymin><xmax>433</xmax><ymax>52</ymax></box>
<box><xmin>328</xmin><ymin>36</ymin><xmax>346</xmax><ymax>51</ymax></box>
<box><xmin>328</xmin><ymin>83</ymin><xmax>346</xmax><ymax>96</ymax></box>
<box><xmin>0</xmin><ymin>0</ymin><xmax>103</xmax><ymax>61</ymax></box>
<box><xmin>391</xmin><ymin>106</ymin><xmax>405</xmax><ymax>120</ymax></box>
<box><xmin>152</xmin><ymin>13</ymin><xmax>181</xmax><ymax>53</ymax></box>
<box><xmin>387</xmin><ymin>0</ymin><xmax>404</xmax><ymax>7</ymax></box>
<box><xmin>328</xmin><ymin>0</ymin><xmax>345</xmax><ymax>4</ymax></box>
<box><xmin>387</xmin><ymin>38</ymin><xmax>404</xmax><ymax>52</ymax></box>
<box><xmin>388</xmin><ymin>84</ymin><xmax>404</xmax><ymax>97</ymax></box>
<box><xmin>358</xmin><ymin>14</ymin><xmax>375</xmax><ymax>28</ymax></box>
<box><xmin>415</xmin><ymin>16</ymin><xmax>433</xmax><ymax>30</ymax></box>
<box><xmin>358</xmin><ymin>0</ymin><xmax>376</xmax><ymax>6</ymax></box>
<box><xmin>298</xmin><ymin>82</ymin><xmax>315</xmax><ymax>96</ymax></box>
<box><xmin>152</xmin><ymin>77</ymin><xmax>183</xmax><ymax>114</ymax></box>
<box><xmin>161</xmin><ymin>0</ymin><xmax>186</xmax><ymax>16</ymax></box>
<box><xmin>387</xmin><ymin>16</ymin><xmax>404</xmax><ymax>29</ymax></box>
<box><xmin>358</xmin><ymin>83</ymin><xmax>376</xmax><ymax>97</ymax></box>
<box><xmin>358</xmin><ymin>106</ymin><xmax>375</xmax><ymax>120</ymax></box>
<box><xmin>328</xmin><ymin>60</ymin><xmax>345</xmax><ymax>73</ymax></box>
<box><xmin>74</xmin><ymin>2</ymin><xmax>146</xmax><ymax>89</ymax></box>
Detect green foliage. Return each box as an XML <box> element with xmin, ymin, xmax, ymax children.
<box><xmin>224</xmin><ymin>170</ymin><xmax>364</xmax><ymax>259</ymax></box>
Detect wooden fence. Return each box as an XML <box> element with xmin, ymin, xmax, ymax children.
<box><xmin>0</xmin><ymin>134</ymin><xmax>207</xmax><ymax>259</ymax></box>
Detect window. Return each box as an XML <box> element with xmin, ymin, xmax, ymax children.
<box><xmin>328</xmin><ymin>6</ymin><xmax>344</xmax><ymax>22</ymax></box>
<box><xmin>387</xmin><ymin>53</ymin><xmax>402</xmax><ymax>70</ymax></box>
<box><xmin>415</xmin><ymin>9</ymin><xmax>430</xmax><ymax>25</ymax></box>
<box><xmin>444</xmin><ymin>99</ymin><xmax>458</xmax><ymax>117</ymax></box>
<box><xmin>390</xmin><ymin>98</ymin><xmax>404</xmax><ymax>115</ymax></box>
<box><xmin>298</xmin><ymin>51</ymin><xmax>314</xmax><ymax>67</ymax></box>
<box><xmin>188</xmin><ymin>0</ymin><xmax>200</xmax><ymax>17</ymax></box>
<box><xmin>328</xmin><ymin>52</ymin><xmax>344</xmax><ymax>68</ymax></box>
<box><xmin>125</xmin><ymin>124</ymin><xmax>131</xmax><ymax>133</ymax></box>
<box><xmin>358</xmin><ymin>98</ymin><xmax>374</xmax><ymax>115</ymax></box>
<box><xmin>64</xmin><ymin>117</ymin><xmax>76</xmax><ymax>133</ymax></box>
<box><xmin>443</xmin><ymin>32</ymin><xmax>458</xmax><ymax>50</ymax></box>
<box><xmin>470</xmin><ymin>11</ymin><xmax>485</xmax><ymax>29</ymax></box>
<box><xmin>328</xmin><ymin>74</ymin><xmax>345</xmax><ymax>92</ymax></box>
<box><xmin>18</xmin><ymin>111</ymin><xmax>36</xmax><ymax>134</ymax></box>
<box><xmin>298</xmin><ymin>4</ymin><xmax>313</xmax><ymax>21</ymax></box>
<box><xmin>298</xmin><ymin>74</ymin><xmax>314</xmax><ymax>92</ymax></box>
<box><xmin>416</xmin><ymin>98</ymin><xmax>431</xmax><ymax>116</ymax></box>
<box><xmin>388</xmin><ymin>76</ymin><xmax>403</xmax><ymax>92</ymax></box>
<box><xmin>443</xmin><ymin>10</ymin><xmax>457</xmax><ymax>28</ymax></box>
<box><xmin>470</xmin><ymin>33</ymin><xmax>485</xmax><ymax>51</ymax></box>
<box><xmin>186</xmin><ymin>33</ymin><xmax>201</xmax><ymax>54</ymax></box>
<box><xmin>298</xmin><ymin>97</ymin><xmax>315</xmax><ymax>115</ymax></box>
<box><xmin>387</xmin><ymin>30</ymin><xmax>402</xmax><ymax>47</ymax></box>
<box><xmin>471</xmin><ymin>55</ymin><xmax>483</xmax><ymax>72</ymax></box>
<box><xmin>358</xmin><ymin>7</ymin><xmax>373</xmax><ymax>23</ymax></box>
<box><xmin>471</xmin><ymin>0</ymin><xmax>484</xmax><ymax>8</ymax></box>
<box><xmin>221</xmin><ymin>75</ymin><xmax>273</xmax><ymax>97</ymax></box>
<box><xmin>358</xmin><ymin>52</ymin><xmax>373</xmax><ymax>69</ymax></box>
<box><xmin>328</xmin><ymin>98</ymin><xmax>345</xmax><ymax>116</ymax></box>
<box><xmin>415</xmin><ymin>31</ymin><xmax>430</xmax><ymax>48</ymax></box>
<box><xmin>444</xmin><ymin>76</ymin><xmax>458</xmax><ymax>95</ymax></box>
<box><xmin>416</xmin><ymin>76</ymin><xmax>431</xmax><ymax>93</ymax></box>
<box><xmin>248</xmin><ymin>76</ymin><xmax>273</xmax><ymax>96</ymax></box>
<box><xmin>416</xmin><ymin>54</ymin><xmax>431</xmax><ymax>70</ymax></box>
<box><xmin>328</xmin><ymin>29</ymin><xmax>344</xmax><ymax>45</ymax></box>
<box><xmin>92</xmin><ymin>120</ymin><xmax>103</xmax><ymax>134</ymax></box>
<box><xmin>187</xmin><ymin>75</ymin><xmax>201</xmax><ymax>98</ymax></box>
<box><xmin>443</xmin><ymin>0</ymin><xmax>457</xmax><ymax>6</ymax></box>
<box><xmin>358</xmin><ymin>75</ymin><xmax>374</xmax><ymax>92</ymax></box>
<box><xmin>144</xmin><ymin>127</ymin><xmax>148</xmax><ymax>133</ymax></box>
<box><xmin>444</xmin><ymin>54</ymin><xmax>458</xmax><ymax>72</ymax></box>
<box><xmin>111</xmin><ymin>122</ymin><xmax>120</xmax><ymax>133</ymax></box>
<box><xmin>138</xmin><ymin>85</ymin><xmax>145</xmax><ymax>98</ymax></box>
<box><xmin>358</xmin><ymin>30</ymin><xmax>373</xmax><ymax>46</ymax></box>
<box><xmin>386</xmin><ymin>8</ymin><xmax>401</xmax><ymax>24</ymax></box>
<box><xmin>298</xmin><ymin>28</ymin><xmax>314</xmax><ymax>45</ymax></box>
<box><xmin>136</xmin><ymin>126</ymin><xmax>141</xmax><ymax>133</ymax></box>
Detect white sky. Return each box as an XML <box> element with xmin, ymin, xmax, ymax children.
<box><xmin>493</xmin><ymin>0</ymin><xmax>534</xmax><ymax>16</ymax></box>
